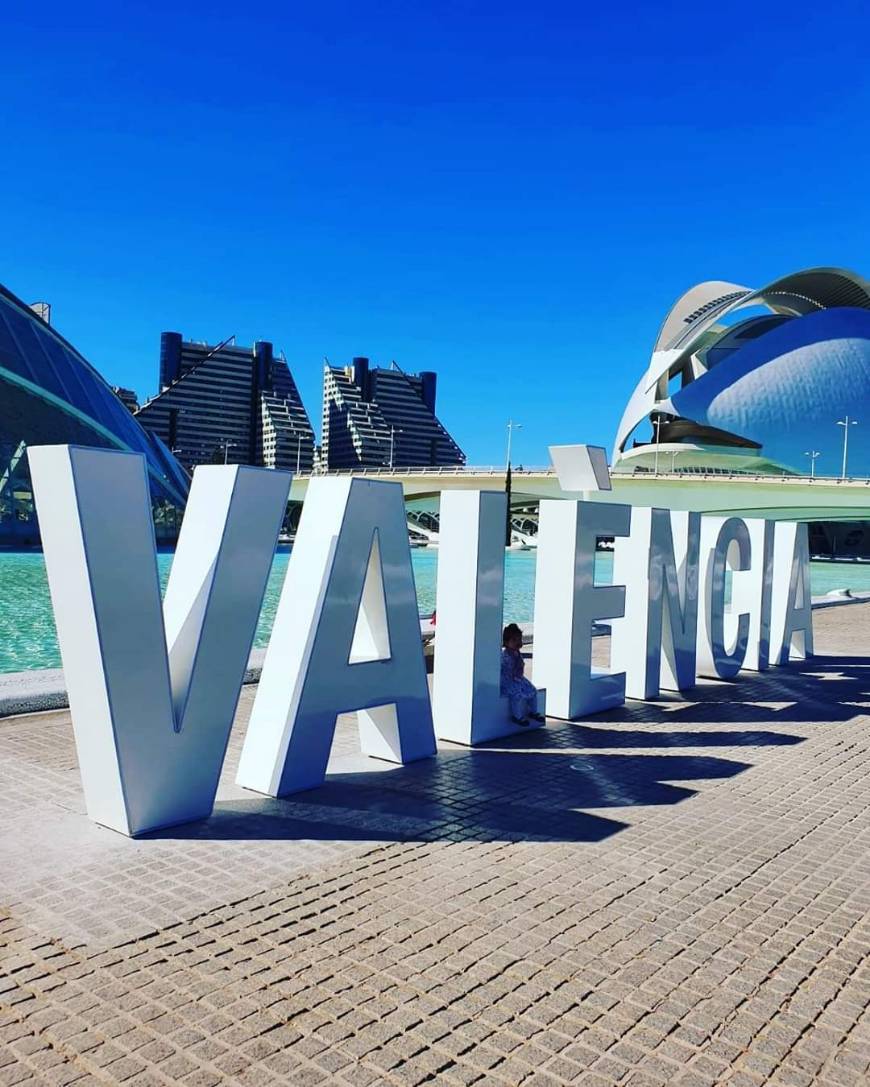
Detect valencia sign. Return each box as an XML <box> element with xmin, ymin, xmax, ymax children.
<box><xmin>28</xmin><ymin>445</ymin><xmax>812</xmax><ymax>838</ymax></box>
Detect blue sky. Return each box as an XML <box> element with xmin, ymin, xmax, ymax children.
<box><xmin>2</xmin><ymin>1</ymin><xmax>870</xmax><ymax>465</ymax></box>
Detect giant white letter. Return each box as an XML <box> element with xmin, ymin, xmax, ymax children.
<box><xmin>770</xmin><ymin>521</ymin><xmax>814</xmax><ymax>665</ymax></box>
<box><xmin>28</xmin><ymin>445</ymin><xmax>289</xmax><ymax>836</ymax></box>
<box><xmin>236</xmin><ymin>477</ymin><xmax>435</xmax><ymax>796</ymax></box>
<box><xmin>696</xmin><ymin>516</ymin><xmax>752</xmax><ymax>680</ymax></box>
<box><xmin>533</xmin><ymin>499</ymin><xmax>631</xmax><ymax>718</ymax></box>
<box><xmin>432</xmin><ymin>490</ymin><xmax>545</xmax><ymax>744</ymax></box>
<box><xmin>611</xmin><ymin>507</ymin><xmax>700</xmax><ymax>700</ymax></box>
<box><xmin>731</xmin><ymin>518</ymin><xmax>775</xmax><ymax>672</ymax></box>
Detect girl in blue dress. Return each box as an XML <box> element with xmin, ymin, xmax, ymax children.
<box><xmin>500</xmin><ymin>623</ymin><xmax>545</xmax><ymax>726</ymax></box>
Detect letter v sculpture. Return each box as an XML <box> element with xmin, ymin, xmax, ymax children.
<box><xmin>28</xmin><ymin>445</ymin><xmax>290</xmax><ymax>837</ymax></box>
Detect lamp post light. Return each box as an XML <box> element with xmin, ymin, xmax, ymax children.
<box><xmin>836</xmin><ymin>416</ymin><xmax>857</xmax><ymax>479</ymax></box>
<box><xmin>505</xmin><ymin>419</ymin><xmax>522</xmax><ymax>547</ymax></box>
<box><xmin>505</xmin><ymin>419</ymin><xmax>522</xmax><ymax>470</ymax></box>
<box><xmin>296</xmin><ymin>435</ymin><xmax>302</xmax><ymax>474</ymax></box>
<box><xmin>804</xmin><ymin>449</ymin><xmax>820</xmax><ymax>478</ymax></box>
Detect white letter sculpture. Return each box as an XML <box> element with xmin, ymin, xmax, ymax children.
<box><xmin>28</xmin><ymin>445</ymin><xmax>290</xmax><ymax>836</ymax></box>
<box><xmin>236</xmin><ymin>477</ymin><xmax>435</xmax><ymax>796</ymax></box>
<box><xmin>770</xmin><ymin>521</ymin><xmax>814</xmax><ymax>664</ymax></box>
<box><xmin>432</xmin><ymin>490</ymin><xmax>545</xmax><ymax>744</ymax></box>
<box><xmin>611</xmin><ymin>508</ymin><xmax>701</xmax><ymax>700</ymax></box>
<box><xmin>533</xmin><ymin>500</ymin><xmax>631</xmax><ymax>718</ymax></box>
<box><xmin>696</xmin><ymin>516</ymin><xmax>752</xmax><ymax>680</ymax></box>
<box><xmin>548</xmin><ymin>444</ymin><xmax>612</xmax><ymax>492</ymax></box>
<box><xmin>730</xmin><ymin>518</ymin><xmax>775</xmax><ymax>672</ymax></box>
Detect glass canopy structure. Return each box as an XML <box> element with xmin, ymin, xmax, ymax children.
<box><xmin>0</xmin><ymin>282</ymin><xmax>189</xmax><ymax>545</ymax></box>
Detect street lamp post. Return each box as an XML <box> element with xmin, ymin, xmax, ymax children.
<box><xmin>505</xmin><ymin>419</ymin><xmax>522</xmax><ymax>470</ymax></box>
<box><xmin>804</xmin><ymin>449</ymin><xmax>820</xmax><ymax>478</ymax></box>
<box><xmin>505</xmin><ymin>419</ymin><xmax>522</xmax><ymax>547</ymax></box>
<box><xmin>836</xmin><ymin>417</ymin><xmax>858</xmax><ymax>479</ymax></box>
<box><xmin>296</xmin><ymin>435</ymin><xmax>302</xmax><ymax>474</ymax></box>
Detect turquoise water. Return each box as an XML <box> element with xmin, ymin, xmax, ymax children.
<box><xmin>2</xmin><ymin>548</ymin><xmax>869</xmax><ymax>673</ymax></box>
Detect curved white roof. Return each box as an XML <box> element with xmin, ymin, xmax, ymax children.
<box><xmin>654</xmin><ymin>280</ymin><xmax>750</xmax><ymax>352</ymax></box>
<box><xmin>614</xmin><ymin>267</ymin><xmax>870</xmax><ymax>460</ymax></box>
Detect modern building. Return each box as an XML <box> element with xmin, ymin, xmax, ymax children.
<box><xmin>136</xmin><ymin>333</ymin><xmax>315</xmax><ymax>474</ymax></box>
<box><xmin>613</xmin><ymin>267</ymin><xmax>870</xmax><ymax>478</ymax></box>
<box><xmin>112</xmin><ymin>386</ymin><xmax>140</xmax><ymax>413</ymax></box>
<box><xmin>0</xmin><ymin>282</ymin><xmax>189</xmax><ymax>546</ymax></box>
<box><xmin>321</xmin><ymin>357</ymin><xmax>465</xmax><ymax>470</ymax></box>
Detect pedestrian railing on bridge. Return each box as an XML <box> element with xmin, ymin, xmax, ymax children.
<box><xmin>294</xmin><ymin>464</ymin><xmax>870</xmax><ymax>484</ymax></box>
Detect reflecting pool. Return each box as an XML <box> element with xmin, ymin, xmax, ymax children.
<box><xmin>1</xmin><ymin>548</ymin><xmax>868</xmax><ymax>673</ymax></box>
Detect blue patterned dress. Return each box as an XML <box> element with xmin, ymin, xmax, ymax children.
<box><xmin>500</xmin><ymin>647</ymin><xmax>538</xmax><ymax>719</ymax></box>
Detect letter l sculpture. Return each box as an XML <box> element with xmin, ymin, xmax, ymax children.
<box><xmin>432</xmin><ymin>489</ymin><xmax>545</xmax><ymax>743</ymax></box>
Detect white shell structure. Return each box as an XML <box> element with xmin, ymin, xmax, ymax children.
<box><xmin>613</xmin><ymin>267</ymin><xmax>870</xmax><ymax>477</ymax></box>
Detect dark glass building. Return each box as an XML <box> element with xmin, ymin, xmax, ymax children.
<box><xmin>321</xmin><ymin>357</ymin><xmax>465</xmax><ymax>470</ymax></box>
<box><xmin>0</xmin><ymin>283</ymin><xmax>189</xmax><ymax>546</ymax></box>
<box><xmin>135</xmin><ymin>333</ymin><xmax>315</xmax><ymax>474</ymax></box>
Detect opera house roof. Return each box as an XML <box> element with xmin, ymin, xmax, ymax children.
<box><xmin>614</xmin><ymin>267</ymin><xmax>870</xmax><ymax>477</ymax></box>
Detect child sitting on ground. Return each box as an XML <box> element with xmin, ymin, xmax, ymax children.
<box><xmin>500</xmin><ymin>623</ymin><xmax>546</xmax><ymax>726</ymax></box>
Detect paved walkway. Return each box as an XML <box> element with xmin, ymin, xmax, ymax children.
<box><xmin>2</xmin><ymin>606</ymin><xmax>870</xmax><ymax>1086</ymax></box>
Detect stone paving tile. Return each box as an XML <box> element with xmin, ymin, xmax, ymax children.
<box><xmin>2</xmin><ymin>604</ymin><xmax>870</xmax><ymax>1084</ymax></box>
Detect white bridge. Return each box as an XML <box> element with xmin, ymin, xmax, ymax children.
<box><xmin>289</xmin><ymin>465</ymin><xmax>870</xmax><ymax>523</ymax></box>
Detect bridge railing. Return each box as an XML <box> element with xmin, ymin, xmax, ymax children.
<box><xmin>293</xmin><ymin>466</ymin><xmax>870</xmax><ymax>484</ymax></box>
<box><xmin>300</xmin><ymin>465</ymin><xmax>557</xmax><ymax>477</ymax></box>
<box><xmin>621</xmin><ymin>469</ymin><xmax>870</xmax><ymax>485</ymax></box>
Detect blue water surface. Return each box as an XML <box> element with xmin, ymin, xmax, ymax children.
<box><xmin>1</xmin><ymin>548</ymin><xmax>868</xmax><ymax>673</ymax></box>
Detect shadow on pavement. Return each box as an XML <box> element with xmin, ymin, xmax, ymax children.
<box><xmin>552</xmin><ymin>725</ymin><xmax>800</xmax><ymax>748</ymax></box>
<box><xmin>152</xmin><ymin>654</ymin><xmax>865</xmax><ymax>846</ymax></box>
<box><xmin>155</xmin><ymin>747</ymin><xmax>752</xmax><ymax>846</ymax></box>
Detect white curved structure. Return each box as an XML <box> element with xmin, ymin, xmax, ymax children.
<box><xmin>614</xmin><ymin>267</ymin><xmax>870</xmax><ymax>478</ymax></box>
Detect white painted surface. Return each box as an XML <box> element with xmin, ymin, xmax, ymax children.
<box><xmin>770</xmin><ymin>522</ymin><xmax>815</xmax><ymax>664</ymax></box>
<box><xmin>549</xmin><ymin>444</ymin><xmax>612</xmax><ymax>492</ymax></box>
<box><xmin>696</xmin><ymin>516</ymin><xmax>752</xmax><ymax>680</ymax></box>
<box><xmin>611</xmin><ymin>507</ymin><xmax>701</xmax><ymax>700</ymax></box>
<box><xmin>533</xmin><ymin>500</ymin><xmax>630</xmax><ymax>718</ymax></box>
<box><xmin>28</xmin><ymin>446</ymin><xmax>289</xmax><ymax>836</ymax></box>
<box><xmin>432</xmin><ymin>490</ymin><xmax>544</xmax><ymax>744</ymax></box>
<box><xmin>288</xmin><ymin>468</ymin><xmax>870</xmax><ymax>525</ymax></box>
<box><xmin>730</xmin><ymin>518</ymin><xmax>775</xmax><ymax>673</ymax></box>
<box><xmin>236</xmin><ymin>477</ymin><xmax>435</xmax><ymax>797</ymax></box>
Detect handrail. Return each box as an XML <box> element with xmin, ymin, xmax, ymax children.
<box><xmin>295</xmin><ymin>465</ymin><xmax>870</xmax><ymax>484</ymax></box>
<box><xmin>302</xmin><ymin>465</ymin><xmax>557</xmax><ymax>477</ymax></box>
